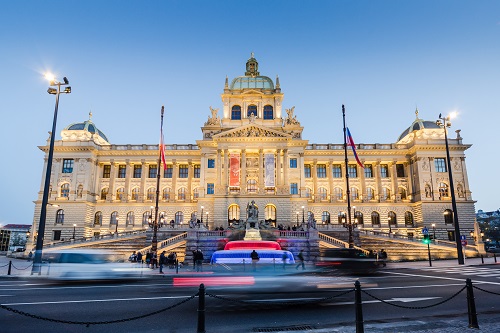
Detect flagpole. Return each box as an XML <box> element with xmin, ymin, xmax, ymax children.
<box><xmin>151</xmin><ymin>106</ymin><xmax>164</xmax><ymax>253</ymax></box>
<box><xmin>342</xmin><ymin>105</ymin><xmax>354</xmax><ymax>248</ymax></box>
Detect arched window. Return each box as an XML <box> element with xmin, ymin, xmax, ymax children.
<box><xmin>334</xmin><ymin>187</ymin><xmax>343</xmax><ymax>201</ymax></box>
<box><xmin>175</xmin><ymin>211</ymin><xmax>184</xmax><ymax>225</ymax></box>
<box><xmin>366</xmin><ymin>187</ymin><xmax>374</xmax><ymax>200</ymax></box>
<box><xmin>94</xmin><ymin>211</ymin><xmax>102</xmax><ymax>226</ymax></box>
<box><xmin>247</xmin><ymin>179</ymin><xmax>257</xmax><ymax>193</ymax></box>
<box><xmin>228</xmin><ymin>204</ymin><xmax>240</xmax><ymax>222</ymax></box>
<box><xmin>318</xmin><ymin>187</ymin><xmax>328</xmax><ymax>200</ymax></box>
<box><xmin>247</xmin><ymin>104</ymin><xmax>257</xmax><ymax>118</ymax></box>
<box><xmin>100</xmin><ymin>187</ymin><xmax>109</xmax><ymax>200</ymax></box>
<box><xmin>193</xmin><ymin>188</ymin><xmax>199</xmax><ymax>199</ymax></box>
<box><xmin>398</xmin><ymin>187</ymin><xmax>407</xmax><ymax>200</ymax></box>
<box><xmin>142</xmin><ymin>211</ymin><xmax>151</xmax><ymax>225</ymax></box>
<box><xmin>178</xmin><ymin>188</ymin><xmax>186</xmax><ymax>200</ymax></box>
<box><xmin>354</xmin><ymin>211</ymin><xmax>364</xmax><ymax>225</ymax></box>
<box><xmin>231</xmin><ymin>105</ymin><xmax>241</xmax><ymax>120</ymax></box>
<box><xmin>350</xmin><ymin>187</ymin><xmax>359</xmax><ymax>201</ymax></box>
<box><xmin>382</xmin><ymin>187</ymin><xmax>391</xmax><ymax>201</ymax></box>
<box><xmin>388</xmin><ymin>211</ymin><xmax>397</xmax><ymax>226</ymax></box>
<box><xmin>265</xmin><ymin>204</ymin><xmax>276</xmax><ymax>223</ymax></box>
<box><xmin>162</xmin><ymin>187</ymin><xmax>171</xmax><ymax>200</ymax></box>
<box><xmin>116</xmin><ymin>187</ymin><xmax>125</xmax><ymax>201</ymax></box>
<box><xmin>444</xmin><ymin>209</ymin><xmax>453</xmax><ymax>224</ymax></box>
<box><xmin>60</xmin><ymin>183</ymin><xmax>70</xmax><ymax>198</ymax></box>
<box><xmin>439</xmin><ymin>182</ymin><xmax>449</xmax><ymax>199</ymax></box>
<box><xmin>110</xmin><ymin>211</ymin><xmax>118</xmax><ymax>225</ymax></box>
<box><xmin>55</xmin><ymin>209</ymin><xmax>64</xmax><ymax>224</ymax></box>
<box><xmin>131</xmin><ymin>188</ymin><xmax>140</xmax><ymax>201</ymax></box>
<box><xmin>147</xmin><ymin>187</ymin><xmax>156</xmax><ymax>201</ymax></box>
<box><xmin>305</xmin><ymin>187</ymin><xmax>312</xmax><ymax>198</ymax></box>
<box><xmin>338</xmin><ymin>211</ymin><xmax>347</xmax><ymax>224</ymax></box>
<box><xmin>263</xmin><ymin>105</ymin><xmax>273</xmax><ymax>119</ymax></box>
<box><xmin>322</xmin><ymin>211</ymin><xmax>330</xmax><ymax>224</ymax></box>
<box><xmin>404</xmin><ymin>211</ymin><xmax>414</xmax><ymax>226</ymax></box>
<box><xmin>371</xmin><ymin>211</ymin><xmax>380</xmax><ymax>225</ymax></box>
<box><xmin>126</xmin><ymin>211</ymin><xmax>135</xmax><ymax>226</ymax></box>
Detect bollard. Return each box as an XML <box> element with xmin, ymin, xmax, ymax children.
<box><xmin>495</xmin><ymin>254</ymin><xmax>497</xmax><ymax>263</ymax></box>
<box><xmin>7</xmin><ymin>261</ymin><xmax>12</xmax><ymax>275</ymax></box>
<box><xmin>354</xmin><ymin>280</ymin><xmax>365</xmax><ymax>333</ymax></box>
<box><xmin>243</xmin><ymin>259</ymin><xmax>246</xmax><ymax>271</ymax></box>
<box><xmin>176</xmin><ymin>259</ymin><xmax>179</xmax><ymax>274</ymax></box>
<box><xmin>466</xmin><ymin>278</ymin><xmax>479</xmax><ymax>329</ymax></box>
<box><xmin>273</xmin><ymin>258</ymin><xmax>276</xmax><ymax>271</ymax></box>
<box><xmin>481</xmin><ymin>255</ymin><xmax>484</xmax><ymax>264</ymax></box>
<box><xmin>197</xmin><ymin>283</ymin><xmax>206</xmax><ymax>333</ymax></box>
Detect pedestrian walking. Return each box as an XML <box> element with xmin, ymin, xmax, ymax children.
<box><xmin>282</xmin><ymin>251</ymin><xmax>288</xmax><ymax>270</ymax></box>
<box><xmin>136</xmin><ymin>251</ymin><xmax>143</xmax><ymax>264</ymax></box>
<box><xmin>151</xmin><ymin>252</ymin><xmax>158</xmax><ymax>269</ymax></box>
<box><xmin>159</xmin><ymin>251</ymin><xmax>166</xmax><ymax>273</ymax></box>
<box><xmin>195</xmin><ymin>249</ymin><xmax>204</xmax><ymax>272</ymax></box>
<box><xmin>145</xmin><ymin>251</ymin><xmax>152</xmax><ymax>268</ymax></box>
<box><xmin>379</xmin><ymin>249</ymin><xmax>387</xmax><ymax>267</ymax></box>
<box><xmin>295</xmin><ymin>250</ymin><xmax>305</xmax><ymax>270</ymax></box>
<box><xmin>250</xmin><ymin>250</ymin><xmax>259</xmax><ymax>271</ymax></box>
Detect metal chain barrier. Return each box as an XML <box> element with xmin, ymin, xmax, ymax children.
<box><xmin>207</xmin><ymin>288</ymin><xmax>354</xmax><ymax>306</ymax></box>
<box><xmin>361</xmin><ymin>286</ymin><xmax>466</xmax><ymax>310</ymax></box>
<box><xmin>10</xmin><ymin>263</ymin><xmax>33</xmax><ymax>270</ymax></box>
<box><xmin>473</xmin><ymin>285</ymin><xmax>500</xmax><ymax>296</ymax></box>
<box><xmin>0</xmin><ymin>263</ymin><xmax>9</xmax><ymax>268</ymax></box>
<box><xmin>0</xmin><ymin>293</ymin><xmax>198</xmax><ymax>327</ymax></box>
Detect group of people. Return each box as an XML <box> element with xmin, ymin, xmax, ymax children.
<box><xmin>129</xmin><ymin>250</ymin><xmax>178</xmax><ymax>271</ymax></box>
<box><xmin>368</xmin><ymin>249</ymin><xmax>388</xmax><ymax>266</ymax></box>
<box><xmin>192</xmin><ymin>249</ymin><xmax>204</xmax><ymax>272</ymax></box>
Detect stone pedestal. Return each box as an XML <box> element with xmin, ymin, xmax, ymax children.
<box><xmin>244</xmin><ymin>228</ymin><xmax>262</xmax><ymax>241</ymax></box>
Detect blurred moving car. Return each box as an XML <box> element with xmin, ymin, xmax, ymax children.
<box><xmin>43</xmin><ymin>249</ymin><xmax>144</xmax><ymax>281</ymax></box>
<box><xmin>315</xmin><ymin>248</ymin><xmax>380</xmax><ymax>274</ymax></box>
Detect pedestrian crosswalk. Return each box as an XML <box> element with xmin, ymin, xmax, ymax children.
<box><xmin>416</xmin><ymin>266</ymin><xmax>500</xmax><ymax>278</ymax></box>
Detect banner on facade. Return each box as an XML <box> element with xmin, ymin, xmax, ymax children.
<box><xmin>229</xmin><ymin>153</ymin><xmax>240</xmax><ymax>187</ymax></box>
<box><xmin>264</xmin><ymin>153</ymin><xmax>275</xmax><ymax>187</ymax></box>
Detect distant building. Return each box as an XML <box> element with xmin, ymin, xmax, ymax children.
<box><xmin>30</xmin><ymin>54</ymin><xmax>477</xmax><ymax>245</ymax></box>
<box><xmin>0</xmin><ymin>224</ymin><xmax>30</xmax><ymax>252</ymax></box>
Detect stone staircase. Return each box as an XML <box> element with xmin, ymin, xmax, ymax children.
<box><xmin>73</xmin><ymin>235</ymin><xmax>147</xmax><ymax>259</ymax></box>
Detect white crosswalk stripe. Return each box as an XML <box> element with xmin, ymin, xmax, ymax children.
<box><xmin>416</xmin><ymin>266</ymin><xmax>500</xmax><ymax>278</ymax></box>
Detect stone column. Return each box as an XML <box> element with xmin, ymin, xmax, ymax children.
<box><xmin>258</xmin><ymin>149</ymin><xmax>264</xmax><ymax>193</ymax></box>
<box><xmin>359</xmin><ymin>161</ymin><xmax>366</xmax><ymax>202</ymax></box>
<box><xmin>223</xmin><ymin>149</ymin><xmax>229</xmax><ymax>190</ymax></box>
<box><xmin>187</xmin><ymin>160</ymin><xmax>193</xmax><ymax>202</ymax></box>
<box><xmin>241</xmin><ymin>150</ymin><xmax>247</xmax><ymax>194</ymax></box>
<box><xmin>109</xmin><ymin>160</ymin><xmax>116</xmax><ymax>202</ymax></box>
<box><xmin>216</xmin><ymin>150</ymin><xmax>222</xmax><ymax>186</ymax></box>
<box><xmin>276</xmin><ymin>149</ymin><xmax>281</xmax><ymax>186</ymax></box>
<box><xmin>299</xmin><ymin>153</ymin><xmax>305</xmax><ymax>197</ymax></box>
<box><xmin>124</xmin><ymin>160</ymin><xmax>131</xmax><ymax>201</ymax></box>
<box><xmin>283</xmin><ymin>149</ymin><xmax>289</xmax><ymax>187</ymax></box>
<box><xmin>390</xmin><ymin>161</ymin><xmax>398</xmax><ymax>201</ymax></box>
<box><xmin>140</xmin><ymin>159</ymin><xmax>147</xmax><ymax>202</ymax></box>
<box><xmin>327</xmin><ymin>160</ymin><xmax>334</xmax><ymax>202</ymax></box>
<box><xmin>405</xmin><ymin>161</ymin><xmax>413</xmax><ymax>200</ymax></box>
<box><xmin>375</xmin><ymin>160</ymin><xmax>382</xmax><ymax>201</ymax></box>
<box><xmin>172</xmin><ymin>159</ymin><xmax>178</xmax><ymax>200</ymax></box>
<box><xmin>312</xmin><ymin>159</ymin><xmax>318</xmax><ymax>201</ymax></box>
<box><xmin>460</xmin><ymin>157</ymin><xmax>471</xmax><ymax>200</ymax></box>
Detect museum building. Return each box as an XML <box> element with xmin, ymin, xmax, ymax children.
<box><xmin>30</xmin><ymin>55</ymin><xmax>476</xmax><ymax>244</ymax></box>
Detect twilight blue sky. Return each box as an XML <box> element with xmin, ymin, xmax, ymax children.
<box><xmin>1</xmin><ymin>1</ymin><xmax>499</xmax><ymax>227</ymax></box>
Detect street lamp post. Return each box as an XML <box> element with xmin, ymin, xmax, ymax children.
<box><xmin>201</xmin><ymin>206</ymin><xmax>204</xmax><ymax>226</ymax></box>
<box><xmin>302</xmin><ymin>206</ymin><xmax>305</xmax><ymax>225</ymax></box>
<box><xmin>72</xmin><ymin>224</ymin><xmax>76</xmax><ymax>240</ymax></box>
<box><xmin>32</xmin><ymin>74</ymin><xmax>71</xmax><ymax>275</ymax></box>
<box><xmin>437</xmin><ymin>113</ymin><xmax>464</xmax><ymax>265</ymax></box>
<box><xmin>206</xmin><ymin>212</ymin><xmax>209</xmax><ymax>229</ymax></box>
<box><xmin>115</xmin><ymin>217</ymin><xmax>119</xmax><ymax>234</ymax></box>
<box><xmin>296</xmin><ymin>212</ymin><xmax>299</xmax><ymax>225</ymax></box>
<box><xmin>432</xmin><ymin>223</ymin><xmax>436</xmax><ymax>241</ymax></box>
<box><xmin>388</xmin><ymin>216</ymin><xmax>392</xmax><ymax>237</ymax></box>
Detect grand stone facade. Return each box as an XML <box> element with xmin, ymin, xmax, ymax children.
<box><xmin>30</xmin><ymin>55</ymin><xmax>477</xmax><ymax>245</ymax></box>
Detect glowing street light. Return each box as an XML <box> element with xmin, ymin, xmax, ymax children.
<box><xmin>32</xmin><ymin>74</ymin><xmax>71</xmax><ymax>275</ymax></box>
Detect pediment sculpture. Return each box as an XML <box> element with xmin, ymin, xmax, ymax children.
<box><xmin>204</xmin><ymin>106</ymin><xmax>221</xmax><ymax>126</ymax></box>
<box><xmin>216</xmin><ymin>126</ymin><xmax>290</xmax><ymax>138</ymax></box>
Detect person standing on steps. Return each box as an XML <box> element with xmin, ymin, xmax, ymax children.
<box><xmin>295</xmin><ymin>250</ymin><xmax>305</xmax><ymax>270</ymax></box>
<box><xmin>250</xmin><ymin>250</ymin><xmax>259</xmax><ymax>271</ymax></box>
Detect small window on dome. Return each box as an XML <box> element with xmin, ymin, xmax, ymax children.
<box><xmin>69</xmin><ymin>124</ymin><xmax>85</xmax><ymax>130</ymax></box>
<box><xmin>231</xmin><ymin>106</ymin><xmax>241</xmax><ymax>120</ymax></box>
<box><xmin>263</xmin><ymin>105</ymin><xmax>273</xmax><ymax>120</ymax></box>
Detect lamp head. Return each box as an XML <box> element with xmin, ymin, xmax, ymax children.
<box><xmin>47</xmin><ymin>87</ymin><xmax>57</xmax><ymax>95</ymax></box>
<box><xmin>44</xmin><ymin>73</ymin><xmax>55</xmax><ymax>85</ymax></box>
<box><xmin>64</xmin><ymin>86</ymin><xmax>71</xmax><ymax>94</ymax></box>
<box><xmin>63</xmin><ymin>77</ymin><xmax>69</xmax><ymax>84</ymax></box>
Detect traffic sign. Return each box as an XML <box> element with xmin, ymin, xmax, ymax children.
<box><xmin>422</xmin><ymin>227</ymin><xmax>429</xmax><ymax>235</ymax></box>
<box><xmin>461</xmin><ymin>240</ymin><xmax>468</xmax><ymax>246</ymax></box>
<box><xmin>460</xmin><ymin>235</ymin><xmax>467</xmax><ymax>240</ymax></box>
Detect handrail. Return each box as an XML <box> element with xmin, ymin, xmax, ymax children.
<box><xmin>43</xmin><ymin>230</ymin><xmax>147</xmax><ymax>248</ymax></box>
<box><xmin>318</xmin><ymin>233</ymin><xmax>349</xmax><ymax>248</ymax></box>
<box><xmin>137</xmin><ymin>232</ymin><xmax>188</xmax><ymax>254</ymax></box>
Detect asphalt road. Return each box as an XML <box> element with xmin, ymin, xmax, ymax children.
<box><xmin>1</xmin><ymin>265</ymin><xmax>500</xmax><ymax>333</ymax></box>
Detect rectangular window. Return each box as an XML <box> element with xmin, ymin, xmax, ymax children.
<box><xmin>149</xmin><ymin>164</ymin><xmax>157</xmax><ymax>178</ymax></box>
<box><xmin>207</xmin><ymin>183</ymin><xmax>214</xmax><ymax>195</ymax></box>
<box><xmin>194</xmin><ymin>165</ymin><xmax>201</xmax><ymax>178</ymax></box>
<box><xmin>53</xmin><ymin>230</ymin><xmax>61</xmax><ymax>241</ymax></box>
<box><xmin>396</xmin><ymin>164</ymin><xmax>405</xmax><ymax>177</ymax></box>
<box><xmin>103</xmin><ymin>165</ymin><xmax>111</xmax><ymax>178</ymax></box>
<box><xmin>364</xmin><ymin>164</ymin><xmax>373</xmax><ymax>178</ymax></box>
<box><xmin>304</xmin><ymin>165</ymin><xmax>311</xmax><ymax>178</ymax></box>
<box><xmin>164</xmin><ymin>165</ymin><xmax>173</xmax><ymax>178</ymax></box>
<box><xmin>290</xmin><ymin>158</ymin><xmax>297</xmax><ymax>168</ymax></box>
<box><xmin>317</xmin><ymin>164</ymin><xmax>327</xmax><ymax>178</ymax></box>
<box><xmin>179</xmin><ymin>165</ymin><xmax>188</xmax><ymax>178</ymax></box>
<box><xmin>62</xmin><ymin>159</ymin><xmax>74</xmax><ymax>173</ymax></box>
<box><xmin>133</xmin><ymin>165</ymin><xmax>142</xmax><ymax>178</ymax></box>
<box><xmin>290</xmin><ymin>183</ymin><xmax>298</xmax><ymax>195</ymax></box>
<box><xmin>332</xmin><ymin>164</ymin><xmax>342</xmax><ymax>178</ymax></box>
<box><xmin>118</xmin><ymin>165</ymin><xmax>126</xmax><ymax>178</ymax></box>
<box><xmin>435</xmin><ymin>158</ymin><xmax>447</xmax><ymax>172</ymax></box>
<box><xmin>348</xmin><ymin>164</ymin><xmax>357</xmax><ymax>178</ymax></box>
<box><xmin>380</xmin><ymin>164</ymin><xmax>389</xmax><ymax>178</ymax></box>
<box><xmin>207</xmin><ymin>159</ymin><xmax>215</xmax><ymax>168</ymax></box>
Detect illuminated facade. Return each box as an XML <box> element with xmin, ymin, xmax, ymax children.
<box><xmin>31</xmin><ymin>55</ymin><xmax>477</xmax><ymax>244</ymax></box>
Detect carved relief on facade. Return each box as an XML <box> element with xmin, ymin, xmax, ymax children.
<box><xmin>246</xmin><ymin>157</ymin><xmax>259</xmax><ymax>168</ymax></box>
<box><xmin>421</xmin><ymin>158</ymin><xmax>430</xmax><ymax>171</ymax></box>
<box><xmin>217</xmin><ymin>126</ymin><xmax>289</xmax><ymax>138</ymax></box>
<box><xmin>453</xmin><ymin>158</ymin><xmax>461</xmax><ymax>171</ymax></box>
